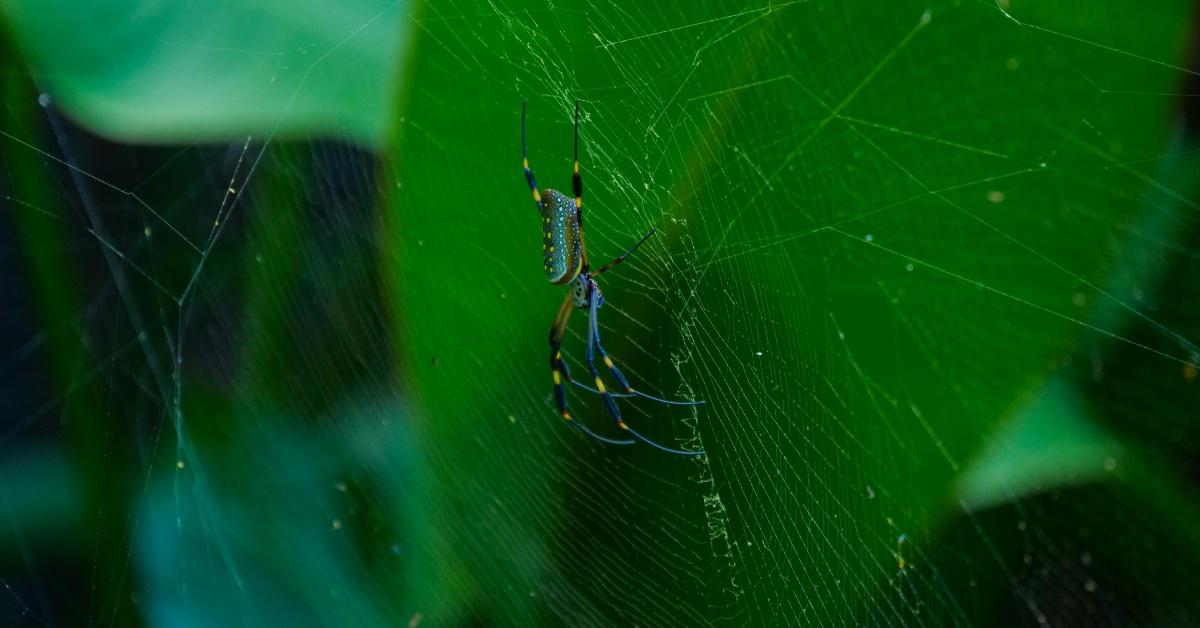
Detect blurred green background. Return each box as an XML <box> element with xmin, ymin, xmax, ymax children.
<box><xmin>2</xmin><ymin>0</ymin><xmax>1200</xmax><ymax>625</ymax></box>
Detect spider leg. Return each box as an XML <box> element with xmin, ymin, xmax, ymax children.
<box><xmin>564</xmin><ymin>333</ymin><xmax>697</xmax><ymax>403</ymax></box>
<box><xmin>549</xmin><ymin>291</ymin><xmax>634</xmax><ymax>446</ymax></box>
<box><xmin>589</xmin><ymin>325</ymin><xmax>705</xmax><ymax>406</ymax></box>
<box><xmin>569</xmin><ymin>379</ymin><xmax>704</xmax><ymax>406</ymax></box>
<box><xmin>572</xmin><ymin>99</ymin><xmax>591</xmax><ymax>269</ymax></box>
<box><xmin>548</xmin><ymin>291</ymin><xmax>574</xmax><ymax>418</ymax></box>
<box><xmin>522</xmin><ymin>101</ymin><xmax>543</xmax><ymax>210</ymax></box>
<box><xmin>582</xmin><ymin>277</ymin><xmax>706</xmax><ymax>407</ymax></box>
<box><xmin>586</xmin><ymin>284</ymin><xmax>704</xmax><ymax>457</ymax></box>
<box><xmin>566</xmin><ymin>338</ymin><xmax>702</xmax><ymax>404</ymax></box>
<box><xmin>592</xmin><ymin>227</ymin><xmax>656</xmax><ymax>277</ymax></box>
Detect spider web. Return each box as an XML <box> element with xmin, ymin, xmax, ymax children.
<box><xmin>2</xmin><ymin>0</ymin><xmax>1200</xmax><ymax>625</ymax></box>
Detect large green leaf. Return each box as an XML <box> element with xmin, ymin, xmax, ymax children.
<box><xmin>0</xmin><ymin>0</ymin><xmax>414</xmax><ymax>147</ymax></box>
<box><xmin>381</xmin><ymin>0</ymin><xmax>1197</xmax><ymax>623</ymax></box>
<box><xmin>956</xmin><ymin>376</ymin><xmax>1121</xmax><ymax>511</ymax></box>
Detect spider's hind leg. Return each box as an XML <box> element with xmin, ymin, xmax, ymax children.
<box><xmin>521</xmin><ymin>101</ymin><xmax>543</xmax><ymax>210</ymax></box>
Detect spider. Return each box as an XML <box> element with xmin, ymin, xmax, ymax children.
<box><xmin>522</xmin><ymin>100</ymin><xmax>705</xmax><ymax>457</ymax></box>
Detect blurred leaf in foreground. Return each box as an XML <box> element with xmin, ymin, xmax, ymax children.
<box><xmin>0</xmin><ymin>0</ymin><xmax>416</xmax><ymax>147</ymax></box>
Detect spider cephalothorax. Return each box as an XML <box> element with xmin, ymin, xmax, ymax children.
<box><xmin>522</xmin><ymin>100</ymin><xmax>705</xmax><ymax>456</ymax></box>
<box><xmin>570</xmin><ymin>274</ymin><xmax>594</xmax><ymax>309</ymax></box>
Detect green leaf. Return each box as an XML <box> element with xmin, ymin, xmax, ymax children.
<box><xmin>136</xmin><ymin>397</ymin><xmax>423</xmax><ymax>627</ymax></box>
<box><xmin>379</xmin><ymin>0</ymin><xmax>1197</xmax><ymax>622</ymax></box>
<box><xmin>0</xmin><ymin>446</ymin><xmax>82</xmax><ymax>553</ymax></box>
<box><xmin>956</xmin><ymin>376</ymin><xmax>1121</xmax><ymax>511</ymax></box>
<box><xmin>0</xmin><ymin>0</ymin><xmax>415</xmax><ymax>147</ymax></box>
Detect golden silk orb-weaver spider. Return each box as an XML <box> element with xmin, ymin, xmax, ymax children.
<box><xmin>522</xmin><ymin>100</ymin><xmax>705</xmax><ymax>456</ymax></box>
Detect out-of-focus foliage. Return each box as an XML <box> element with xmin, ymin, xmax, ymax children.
<box><xmin>0</xmin><ymin>0</ymin><xmax>411</xmax><ymax>147</ymax></box>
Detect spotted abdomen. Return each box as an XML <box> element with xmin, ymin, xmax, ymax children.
<box><xmin>540</xmin><ymin>188</ymin><xmax>583</xmax><ymax>284</ymax></box>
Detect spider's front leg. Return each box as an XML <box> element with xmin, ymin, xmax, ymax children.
<box><xmin>584</xmin><ymin>281</ymin><xmax>705</xmax><ymax>456</ymax></box>
<box><xmin>582</xmin><ymin>283</ymin><xmax>631</xmax><ymax>422</ymax></box>
<box><xmin>547</xmin><ymin>291</ymin><xmax>575</xmax><ymax>420</ymax></box>
<box><xmin>578</xmin><ymin>281</ymin><xmax>705</xmax><ymax>407</ymax></box>
<box><xmin>549</xmin><ymin>288</ymin><xmax>634</xmax><ymax>446</ymax></box>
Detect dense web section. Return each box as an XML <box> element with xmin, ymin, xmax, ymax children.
<box><xmin>2</xmin><ymin>0</ymin><xmax>1200</xmax><ymax>625</ymax></box>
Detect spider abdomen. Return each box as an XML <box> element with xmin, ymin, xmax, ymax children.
<box><xmin>540</xmin><ymin>188</ymin><xmax>583</xmax><ymax>285</ymax></box>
